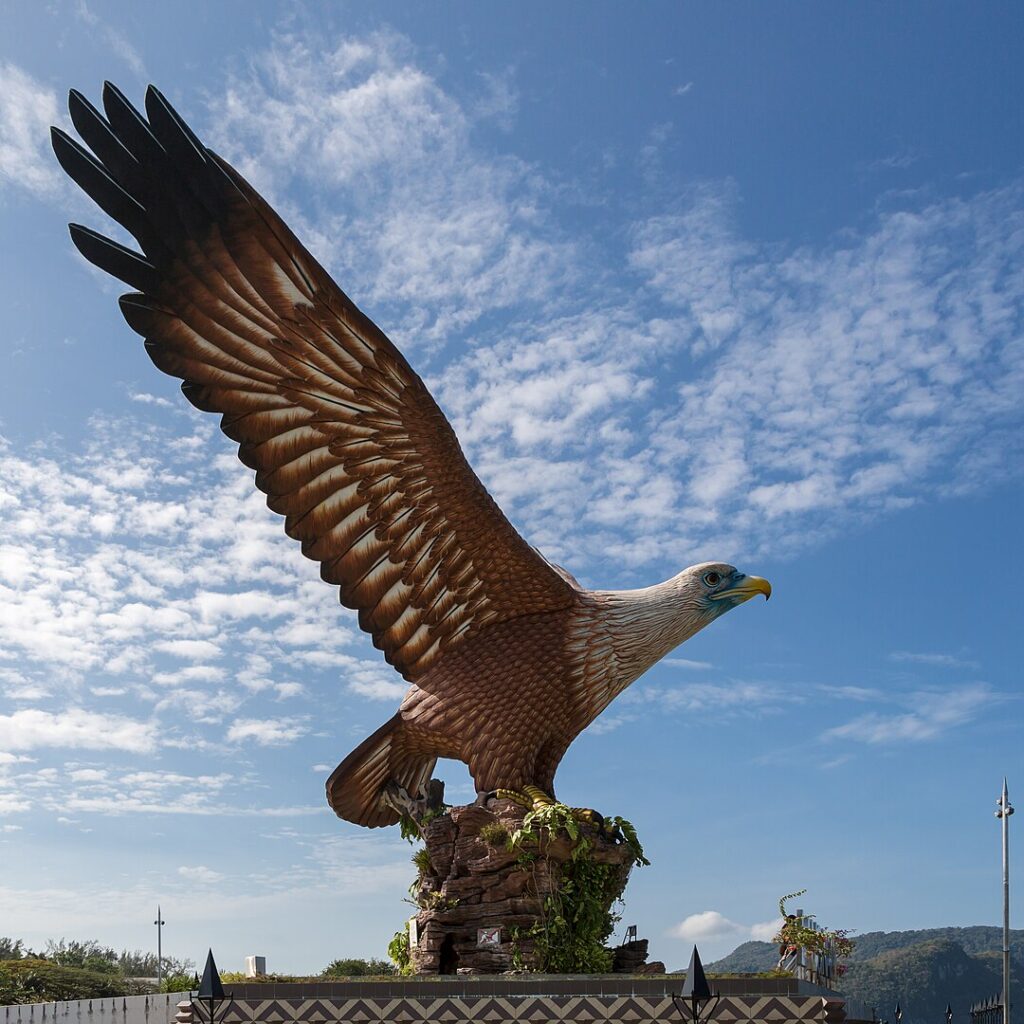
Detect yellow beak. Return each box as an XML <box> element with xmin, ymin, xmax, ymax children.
<box><xmin>710</xmin><ymin>574</ymin><xmax>772</xmax><ymax>604</ymax></box>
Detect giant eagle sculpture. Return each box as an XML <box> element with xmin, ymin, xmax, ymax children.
<box><xmin>52</xmin><ymin>84</ymin><xmax>771</xmax><ymax>829</ymax></box>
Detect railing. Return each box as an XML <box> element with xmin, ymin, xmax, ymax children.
<box><xmin>970</xmin><ymin>995</ymin><xmax>1004</xmax><ymax>1024</ymax></box>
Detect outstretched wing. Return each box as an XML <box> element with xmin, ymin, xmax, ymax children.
<box><xmin>52</xmin><ymin>83</ymin><xmax>575</xmax><ymax>681</ymax></box>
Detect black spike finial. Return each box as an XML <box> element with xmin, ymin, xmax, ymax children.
<box><xmin>681</xmin><ymin>945</ymin><xmax>712</xmax><ymax>1001</ymax></box>
<box><xmin>197</xmin><ymin>949</ymin><xmax>225</xmax><ymax>1001</ymax></box>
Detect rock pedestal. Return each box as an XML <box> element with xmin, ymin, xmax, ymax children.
<box><xmin>407</xmin><ymin>797</ymin><xmax>643</xmax><ymax>975</ymax></box>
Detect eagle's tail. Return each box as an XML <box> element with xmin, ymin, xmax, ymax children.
<box><xmin>325</xmin><ymin>713</ymin><xmax>437</xmax><ymax>829</ymax></box>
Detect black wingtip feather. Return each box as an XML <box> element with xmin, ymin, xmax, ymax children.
<box><xmin>102</xmin><ymin>81</ymin><xmax>166</xmax><ymax>165</ymax></box>
<box><xmin>69</xmin><ymin>223</ymin><xmax>157</xmax><ymax>293</ymax></box>
<box><xmin>52</xmin><ymin>127</ymin><xmax>150</xmax><ymax>244</ymax></box>
<box><xmin>181</xmin><ymin>380</ymin><xmax>220</xmax><ymax>413</ymax></box>
<box><xmin>145</xmin><ymin>85</ymin><xmax>207</xmax><ymax>159</ymax></box>
<box><xmin>68</xmin><ymin>89</ymin><xmax>142</xmax><ymax>190</ymax></box>
<box><xmin>118</xmin><ymin>292</ymin><xmax>157</xmax><ymax>336</ymax></box>
<box><xmin>144</xmin><ymin>86</ymin><xmax>211</xmax><ymax>190</ymax></box>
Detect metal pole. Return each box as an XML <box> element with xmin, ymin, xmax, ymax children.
<box><xmin>154</xmin><ymin>907</ymin><xmax>165</xmax><ymax>990</ymax></box>
<box><xmin>996</xmin><ymin>780</ymin><xmax>1014</xmax><ymax>1024</ymax></box>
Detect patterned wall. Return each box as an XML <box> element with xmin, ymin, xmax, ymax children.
<box><xmin>207</xmin><ymin>992</ymin><xmax>855</xmax><ymax>1024</ymax></box>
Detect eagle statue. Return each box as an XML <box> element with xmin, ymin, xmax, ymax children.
<box><xmin>52</xmin><ymin>84</ymin><xmax>771</xmax><ymax>829</ymax></box>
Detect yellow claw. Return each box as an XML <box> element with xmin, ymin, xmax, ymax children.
<box><xmin>493</xmin><ymin>788</ymin><xmax>534</xmax><ymax>809</ymax></box>
<box><xmin>524</xmin><ymin>785</ymin><xmax>555</xmax><ymax>807</ymax></box>
<box><xmin>492</xmin><ymin>789</ymin><xmax>607</xmax><ymax>833</ymax></box>
<box><xmin>494</xmin><ymin>786</ymin><xmax>558</xmax><ymax>810</ymax></box>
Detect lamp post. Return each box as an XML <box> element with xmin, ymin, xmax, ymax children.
<box><xmin>153</xmin><ymin>907</ymin><xmax>165</xmax><ymax>990</ymax></box>
<box><xmin>996</xmin><ymin>779</ymin><xmax>1014</xmax><ymax>1024</ymax></box>
<box><xmin>673</xmin><ymin>946</ymin><xmax>721</xmax><ymax>1024</ymax></box>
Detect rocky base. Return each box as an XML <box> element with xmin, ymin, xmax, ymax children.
<box><xmin>407</xmin><ymin>797</ymin><xmax>650</xmax><ymax>975</ymax></box>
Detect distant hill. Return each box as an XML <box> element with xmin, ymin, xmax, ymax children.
<box><xmin>707</xmin><ymin>940</ymin><xmax>777</xmax><ymax>974</ymax></box>
<box><xmin>840</xmin><ymin>940</ymin><xmax>1021</xmax><ymax>1024</ymax></box>
<box><xmin>708</xmin><ymin>928</ymin><xmax>1023</xmax><ymax>1024</ymax></box>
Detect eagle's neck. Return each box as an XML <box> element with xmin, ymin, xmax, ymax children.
<box><xmin>593</xmin><ymin>573</ymin><xmax>708</xmax><ymax>689</ymax></box>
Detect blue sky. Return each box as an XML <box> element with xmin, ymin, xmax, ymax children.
<box><xmin>1</xmin><ymin>1</ymin><xmax>1022</xmax><ymax>973</ymax></box>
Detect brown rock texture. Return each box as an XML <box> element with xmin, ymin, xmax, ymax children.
<box><xmin>408</xmin><ymin>798</ymin><xmax>641</xmax><ymax>975</ymax></box>
<box><xmin>611</xmin><ymin>939</ymin><xmax>650</xmax><ymax>973</ymax></box>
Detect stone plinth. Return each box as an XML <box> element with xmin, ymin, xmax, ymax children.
<box><xmin>408</xmin><ymin>797</ymin><xmax>640</xmax><ymax>974</ymax></box>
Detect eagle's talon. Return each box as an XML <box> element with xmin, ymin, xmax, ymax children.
<box><xmin>523</xmin><ymin>785</ymin><xmax>556</xmax><ymax>807</ymax></box>
<box><xmin>491</xmin><ymin>787</ymin><xmax>535</xmax><ymax>809</ymax></box>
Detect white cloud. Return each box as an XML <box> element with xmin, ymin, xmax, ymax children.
<box><xmin>38</xmin><ymin>765</ymin><xmax>317</xmax><ymax>818</ymax></box>
<box><xmin>227</xmin><ymin>717</ymin><xmax>308</xmax><ymax>746</ymax></box>
<box><xmin>0</xmin><ymin>795</ymin><xmax>31</xmax><ymax>815</ymax></box>
<box><xmin>346</xmin><ymin>675</ymin><xmax>405</xmax><ymax>700</ymax></box>
<box><xmin>72</xmin><ymin>0</ymin><xmax>147</xmax><ymax>78</ymax></box>
<box><xmin>670</xmin><ymin>910</ymin><xmax>742</xmax><ymax>940</ymax></box>
<box><xmin>0</xmin><ymin>63</ymin><xmax>65</xmax><ymax>197</ymax></box>
<box><xmin>751</xmin><ymin>918</ymin><xmax>785</xmax><ymax>941</ymax></box>
<box><xmin>194</xmin><ymin>591</ymin><xmax>289</xmax><ymax>622</ymax></box>
<box><xmin>155</xmin><ymin>639</ymin><xmax>224</xmax><ymax>661</ymax></box>
<box><xmin>207</xmin><ymin>33</ymin><xmax>577</xmax><ymax>348</ymax></box>
<box><xmin>177</xmin><ymin>865</ymin><xmax>224</xmax><ymax>884</ymax></box>
<box><xmin>630</xmin><ymin>681</ymin><xmax>795</xmax><ymax>715</ymax></box>
<box><xmin>128</xmin><ymin>391</ymin><xmax>175</xmax><ymax>409</ymax></box>
<box><xmin>583</xmin><ymin>714</ymin><xmax>633</xmax><ymax>737</ymax></box>
<box><xmin>890</xmin><ymin>651</ymin><xmax>978</xmax><ymax>669</ymax></box>
<box><xmin>0</xmin><ymin>709</ymin><xmax>157</xmax><ymax>754</ymax></box>
<box><xmin>822</xmin><ymin>683</ymin><xmax>997</xmax><ymax>744</ymax></box>
<box><xmin>670</xmin><ymin>910</ymin><xmax>782</xmax><ymax>944</ymax></box>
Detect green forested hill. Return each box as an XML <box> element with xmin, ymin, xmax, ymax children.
<box><xmin>840</xmin><ymin>940</ymin><xmax>1021</xmax><ymax>1024</ymax></box>
<box><xmin>707</xmin><ymin>928</ymin><xmax>1023</xmax><ymax>1024</ymax></box>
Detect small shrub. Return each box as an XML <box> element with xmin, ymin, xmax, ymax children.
<box><xmin>0</xmin><ymin>959</ymin><xmax>128</xmax><ymax>1001</ymax></box>
<box><xmin>321</xmin><ymin>958</ymin><xmax>395</xmax><ymax>978</ymax></box>
<box><xmin>160</xmin><ymin>973</ymin><xmax>196</xmax><ymax>992</ymax></box>
<box><xmin>479</xmin><ymin>822</ymin><xmax>510</xmax><ymax>847</ymax></box>
<box><xmin>219</xmin><ymin>971</ymin><xmax>308</xmax><ymax>984</ymax></box>
<box><xmin>411</xmin><ymin>848</ymin><xmax>434</xmax><ymax>875</ymax></box>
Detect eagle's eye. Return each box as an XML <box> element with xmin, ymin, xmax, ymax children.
<box><xmin>703</xmin><ymin>571</ymin><xmax>722</xmax><ymax>587</ymax></box>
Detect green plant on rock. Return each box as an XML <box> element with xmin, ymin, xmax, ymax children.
<box><xmin>387</xmin><ymin>929</ymin><xmax>413</xmax><ymax>976</ymax></box>
<box><xmin>399</xmin><ymin>804</ymin><xmax>450</xmax><ymax>844</ymax></box>
<box><xmin>411</xmin><ymin>847</ymin><xmax>434</xmax><ymax>875</ymax></box>
<box><xmin>399</xmin><ymin>814</ymin><xmax>421</xmax><ymax>843</ymax></box>
<box><xmin>422</xmin><ymin>892</ymin><xmax>459</xmax><ymax>911</ymax></box>
<box><xmin>506</xmin><ymin>801</ymin><xmax>648</xmax><ymax>974</ymax></box>
<box><xmin>479</xmin><ymin>821</ymin><xmax>510</xmax><ymax>847</ymax></box>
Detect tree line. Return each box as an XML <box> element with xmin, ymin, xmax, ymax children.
<box><xmin>0</xmin><ymin>937</ymin><xmax>395</xmax><ymax>1006</ymax></box>
<box><xmin>0</xmin><ymin>936</ymin><xmax>196</xmax><ymax>1004</ymax></box>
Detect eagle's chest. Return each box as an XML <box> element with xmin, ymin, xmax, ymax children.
<box><xmin>400</xmin><ymin>608</ymin><xmax>581</xmax><ymax>739</ymax></box>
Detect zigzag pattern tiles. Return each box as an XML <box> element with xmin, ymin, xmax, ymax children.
<box><xmin>220</xmin><ymin>994</ymin><xmax>832</xmax><ymax>1023</ymax></box>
